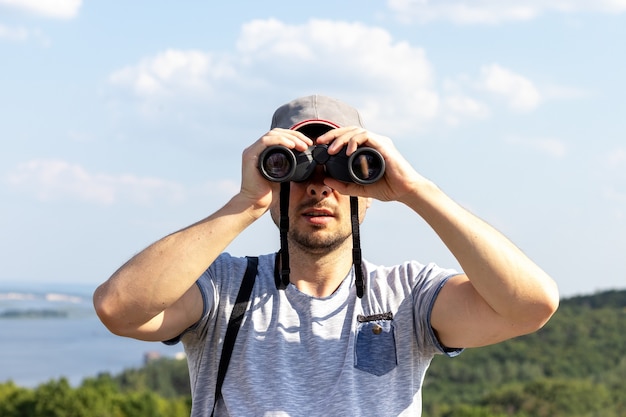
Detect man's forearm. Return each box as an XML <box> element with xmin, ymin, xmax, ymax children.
<box><xmin>94</xmin><ymin>193</ymin><xmax>267</xmax><ymax>326</ymax></box>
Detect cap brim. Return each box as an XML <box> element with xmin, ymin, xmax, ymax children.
<box><xmin>290</xmin><ymin>119</ymin><xmax>340</xmax><ymax>131</ymax></box>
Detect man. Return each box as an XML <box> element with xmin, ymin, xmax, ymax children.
<box><xmin>94</xmin><ymin>95</ymin><xmax>559</xmax><ymax>416</ymax></box>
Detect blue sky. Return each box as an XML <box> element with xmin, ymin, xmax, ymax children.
<box><xmin>1</xmin><ymin>0</ymin><xmax>624</xmax><ymax>297</ymax></box>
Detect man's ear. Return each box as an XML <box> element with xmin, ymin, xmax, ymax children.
<box><xmin>269</xmin><ymin>187</ymin><xmax>282</xmax><ymax>227</ymax></box>
<box><xmin>358</xmin><ymin>197</ymin><xmax>372</xmax><ymax>223</ymax></box>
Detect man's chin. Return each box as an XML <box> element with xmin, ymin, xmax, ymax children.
<box><xmin>290</xmin><ymin>231</ymin><xmax>350</xmax><ymax>254</ymax></box>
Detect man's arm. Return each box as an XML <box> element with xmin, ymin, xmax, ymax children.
<box><xmin>93</xmin><ymin>129</ymin><xmax>312</xmax><ymax>342</ymax></box>
<box><xmin>404</xmin><ymin>179</ymin><xmax>559</xmax><ymax>348</ymax></box>
<box><xmin>318</xmin><ymin>127</ymin><xmax>559</xmax><ymax>348</ymax></box>
<box><xmin>93</xmin><ymin>194</ymin><xmax>267</xmax><ymax>341</ymax></box>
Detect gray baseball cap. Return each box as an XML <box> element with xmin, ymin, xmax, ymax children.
<box><xmin>270</xmin><ymin>95</ymin><xmax>364</xmax><ymax>130</ymax></box>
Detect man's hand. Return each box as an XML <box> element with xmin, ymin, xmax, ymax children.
<box><xmin>239</xmin><ymin>128</ymin><xmax>313</xmax><ymax>213</ymax></box>
<box><xmin>315</xmin><ymin>126</ymin><xmax>423</xmax><ymax>204</ymax></box>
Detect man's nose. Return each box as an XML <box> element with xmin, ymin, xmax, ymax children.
<box><xmin>305</xmin><ymin>166</ymin><xmax>332</xmax><ymax>198</ymax></box>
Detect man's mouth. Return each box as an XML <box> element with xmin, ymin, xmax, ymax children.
<box><xmin>300</xmin><ymin>207</ymin><xmax>335</xmax><ymax>225</ymax></box>
<box><xmin>304</xmin><ymin>213</ymin><xmax>330</xmax><ymax>218</ymax></box>
<box><xmin>302</xmin><ymin>208</ymin><xmax>333</xmax><ymax>217</ymax></box>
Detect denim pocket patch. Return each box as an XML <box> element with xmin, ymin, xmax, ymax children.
<box><xmin>354</xmin><ymin>313</ymin><xmax>397</xmax><ymax>376</ymax></box>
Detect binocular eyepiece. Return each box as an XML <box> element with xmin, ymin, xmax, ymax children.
<box><xmin>258</xmin><ymin>144</ymin><xmax>385</xmax><ymax>184</ymax></box>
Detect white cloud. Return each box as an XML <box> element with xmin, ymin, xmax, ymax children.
<box><xmin>238</xmin><ymin>19</ymin><xmax>439</xmax><ymax>131</ymax></box>
<box><xmin>506</xmin><ymin>136</ymin><xmax>568</xmax><ymax>158</ymax></box>
<box><xmin>534</xmin><ymin>139</ymin><xmax>567</xmax><ymax>158</ymax></box>
<box><xmin>107</xmin><ymin>19</ymin><xmax>579</xmax><ymax>137</ymax></box>
<box><xmin>0</xmin><ymin>0</ymin><xmax>82</xmax><ymax>19</ymax></box>
<box><xmin>109</xmin><ymin>49</ymin><xmax>236</xmax><ymax>98</ymax></box>
<box><xmin>606</xmin><ymin>148</ymin><xmax>626</xmax><ymax>167</ymax></box>
<box><xmin>387</xmin><ymin>0</ymin><xmax>626</xmax><ymax>24</ymax></box>
<box><xmin>480</xmin><ymin>64</ymin><xmax>541</xmax><ymax>111</ymax></box>
<box><xmin>5</xmin><ymin>159</ymin><xmax>186</xmax><ymax>205</ymax></box>
<box><xmin>442</xmin><ymin>95</ymin><xmax>490</xmax><ymax>126</ymax></box>
<box><xmin>0</xmin><ymin>24</ymin><xmax>50</xmax><ymax>45</ymax></box>
<box><xmin>0</xmin><ymin>24</ymin><xmax>29</xmax><ymax>41</ymax></box>
<box><xmin>108</xmin><ymin>19</ymin><xmax>439</xmax><ymax>136</ymax></box>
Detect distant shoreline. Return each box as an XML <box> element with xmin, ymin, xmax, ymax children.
<box><xmin>0</xmin><ymin>308</ymin><xmax>69</xmax><ymax>319</ymax></box>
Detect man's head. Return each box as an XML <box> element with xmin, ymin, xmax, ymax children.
<box><xmin>267</xmin><ymin>95</ymin><xmax>371</xmax><ymax>296</ymax></box>
<box><xmin>268</xmin><ymin>95</ymin><xmax>371</xmax><ymax>254</ymax></box>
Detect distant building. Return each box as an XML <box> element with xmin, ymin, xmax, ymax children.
<box><xmin>143</xmin><ymin>351</ymin><xmax>162</xmax><ymax>364</ymax></box>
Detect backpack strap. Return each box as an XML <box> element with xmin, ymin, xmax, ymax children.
<box><xmin>211</xmin><ymin>256</ymin><xmax>258</xmax><ymax>416</ymax></box>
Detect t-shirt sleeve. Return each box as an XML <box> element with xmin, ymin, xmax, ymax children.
<box><xmin>162</xmin><ymin>268</ymin><xmax>218</xmax><ymax>345</ymax></box>
<box><xmin>411</xmin><ymin>262</ymin><xmax>464</xmax><ymax>357</ymax></box>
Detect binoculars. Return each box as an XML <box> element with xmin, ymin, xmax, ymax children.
<box><xmin>258</xmin><ymin>144</ymin><xmax>385</xmax><ymax>184</ymax></box>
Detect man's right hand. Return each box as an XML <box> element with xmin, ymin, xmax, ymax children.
<box><xmin>239</xmin><ymin>128</ymin><xmax>313</xmax><ymax>214</ymax></box>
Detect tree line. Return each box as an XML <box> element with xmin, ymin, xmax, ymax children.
<box><xmin>1</xmin><ymin>289</ymin><xmax>624</xmax><ymax>416</ymax></box>
<box><xmin>423</xmin><ymin>289</ymin><xmax>626</xmax><ymax>416</ymax></box>
<box><xmin>0</xmin><ymin>359</ymin><xmax>191</xmax><ymax>417</ymax></box>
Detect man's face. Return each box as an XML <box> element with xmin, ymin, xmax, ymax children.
<box><xmin>269</xmin><ymin>165</ymin><xmax>370</xmax><ymax>255</ymax></box>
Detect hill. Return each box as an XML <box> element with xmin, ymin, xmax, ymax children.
<box><xmin>1</xmin><ymin>289</ymin><xmax>624</xmax><ymax>417</ymax></box>
<box><xmin>423</xmin><ymin>289</ymin><xmax>626</xmax><ymax>416</ymax></box>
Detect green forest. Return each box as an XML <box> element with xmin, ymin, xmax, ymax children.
<box><xmin>1</xmin><ymin>289</ymin><xmax>624</xmax><ymax>417</ymax></box>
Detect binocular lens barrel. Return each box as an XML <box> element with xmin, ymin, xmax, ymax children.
<box><xmin>258</xmin><ymin>145</ymin><xmax>385</xmax><ymax>185</ymax></box>
<box><xmin>260</xmin><ymin>147</ymin><xmax>295</xmax><ymax>181</ymax></box>
<box><xmin>349</xmin><ymin>149</ymin><xmax>384</xmax><ymax>184</ymax></box>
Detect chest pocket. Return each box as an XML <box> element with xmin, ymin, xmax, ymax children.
<box><xmin>354</xmin><ymin>312</ymin><xmax>397</xmax><ymax>376</ymax></box>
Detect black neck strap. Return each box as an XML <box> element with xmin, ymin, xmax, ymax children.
<box><xmin>277</xmin><ymin>182</ymin><xmax>291</xmax><ymax>290</ymax></box>
<box><xmin>351</xmin><ymin>196</ymin><xmax>365</xmax><ymax>298</ymax></box>
<box><xmin>275</xmin><ymin>183</ymin><xmax>364</xmax><ymax>298</ymax></box>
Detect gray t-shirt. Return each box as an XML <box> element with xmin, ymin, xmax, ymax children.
<box><xmin>173</xmin><ymin>252</ymin><xmax>462</xmax><ymax>416</ymax></box>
